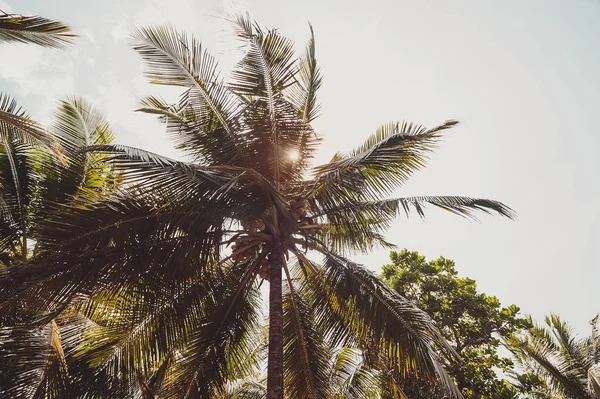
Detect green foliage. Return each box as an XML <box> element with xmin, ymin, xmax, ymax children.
<box><xmin>507</xmin><ymin>314</ymin><xmax>600</xmax><ymax>399</ymax></box>
<box><xmin>0</xmin><ymin>98</ymin><xmax>119</xmax><ymax>396</ymax></box>
<box><xmin>381</xmin><ymin>249</ymin><xmax>532</xmax><ymax>398</ymax></box>
<box><xmin>0</xmin><ymin>97</ymin><xmax>117</xmax><ymax>268</ymax></box>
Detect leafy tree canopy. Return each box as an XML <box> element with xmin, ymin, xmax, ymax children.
<box><xmin>381</xmin><ymin>249</ymin><xmax>532</xmax><ymax>398</ymax></box>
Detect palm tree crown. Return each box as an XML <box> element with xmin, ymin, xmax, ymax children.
<box><xmin>0</xmin><ymin>13</ymin><xmax>515</xmax><ymax>399</ymax></box>
<box><xmin>508</xmin><ymin>314</ymin><xmax>600</xmax><ymax>399</ymax></box>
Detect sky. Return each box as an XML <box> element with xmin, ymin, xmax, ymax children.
<box><xmin>1</xmin><ymin>0</ymin><xmax>599</xmax><ymax>334</ymax></box>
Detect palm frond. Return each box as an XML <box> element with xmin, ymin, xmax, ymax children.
<box><xmin>160</xmin><ymin>261</ymin><xmax>262</xmax><ymax>398</ymax></box>
<box><xmin>318</xmin><ymin>195</ymin><xmax>515</xmax><ymax>223</ymax></box>
<box><xmin>286</xmin><ymin>23</ymin><xmax>322</xmax><ymax>125</ymax></box>
<box><xmin>0</xmin><ymin>93</ymin><xmax>63</xmax><ymax>158</ymax></box>
<box><xmin>302</xmin><ymin>196</ymin><xmax>514</xmax><ymax>255</ymax></box>
<box><xmin>0</xmin><ymin>13</ymin><xmax>74</xmax><ymax>48</ymax></box>
<box><xmin>132</xmin><ymin>25</ymin><xmax>245</xmax><ymax>166</ymax></box>
<box><xmin>231</xmin><ymin>12</ymin><xmax>306</xmax><ymax>187</ymax></box>
<box><xmin>59</xmin><ymin>314</ymin><xmax>132</xmax><ymax>398</ymax></box>
<box><xmin>137</xmin><ymin>95</ymin><xmax>243</xmax><ymax>166</ymax></box>
<box><xmin>589</xmin><ymin>366</ymin><xmax>600</xmax><ymax>398</ymax></box>
<box><xmin>137</xmin><ymin>370</ymin><xmax>156</xmax><ymax>399</ymax></box>
<box><xmin>73</xmin><ymin>281</ymin><xmax>211</xmax><ymax>379</ymax></box>
<box><xmin>0</xmin><ymin>193</ymin><xmax>228</xmax><ymax>313</ymax></box>
<box><xmin>329</xmin><ymin>348</ymin><xmax>380</xmax><ymax>399</ymax></box>
<box><xmin>282</xmin><ymin>288</ymin><xmax>331</xmax><ymax>398</ymax></box>
<box><xmin>225</xmin><ymin>380</ymin><xmax>266</xmax><ymax>399</ymax></box>
<box><xmin>0</xmin><ymin>320</ymin><xmax>70</xmax><ymax>398</ymax></box>
<box><xmin>302</xmin><ymin>251</ymin><xmax>462</xmax><ymax>398</ymax></box>
<box><xmin>34</xmin><ymin>97</ymin><xmax>116</xmax><ymax>217</ymax></box>
<box><xmin>0</xmin><ymin>137</ymin><xmax>37</xmax><ymax>259</ymax></box>
<box><xmin>80</xmin><ymin>144</ymin><xmax>283</xmax><ymax>218</ymax></box>
<box><xmin>545</xmin><ymin>314</ymin><xmax>592</xmax><ymax>381</ymax></box>
<box><xmin>507</xmin><ymin>315</ymin><xmax>593</xmax><ymax>399</ymax></box>
<box><xmin>305</xmin><ymin>120</ymin><xmax>456</xmax><ymax>203</ymax></box>
<box><xmin>53</xmin><ymin>96</ymin><xmax>114</xmax><ymax>154</ymax></box>
<box><xmin>31</xmin><ymin>320</ymin><xmax>71</xmax><ymax>399</ymax></box>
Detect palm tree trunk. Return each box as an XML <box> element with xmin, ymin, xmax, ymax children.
<box><xmin>267</xmin><ymin>241</ymin><xmax>284</xmax><ymax>399</ymax></box>
<box><xmin>21</xmin><ymin>231</ymin><xmax>27</xmax><ymax>261</ymax></box>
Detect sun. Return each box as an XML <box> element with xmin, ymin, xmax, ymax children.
<box><xmin>287</xmin><ymin>149</ymin><xmax>300</xmax><ymax>161</ymax></box>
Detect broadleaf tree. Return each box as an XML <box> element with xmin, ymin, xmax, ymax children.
<box><xmin>0</xmin><ymin>13</ymin><xmax>515</xmax><ymax>399</ymax></box>
<box><xmin>380</xmin><ymin>249</ymin><xmax>531</xmax><ymax>398</ymax></box>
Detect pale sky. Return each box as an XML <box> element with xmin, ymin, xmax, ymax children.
<box><xmin>1</xmin><ymin>0</ymin><xmax>598</xmax><ymax>334</ymax></box>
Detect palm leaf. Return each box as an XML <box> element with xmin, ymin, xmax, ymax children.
<box><xmin>231</xmin><ymin>12</ymin><xmax>305</xmax><ymax>187</ymax></box>
<box><xmin>0</xmin><ymin>194</ymin><xmax>226</xmax><ymax>313</ymax></box>
<box><xmin>329</xmin><ymin>347</ymin><xmax>380</xmax><ymax>399</ymax></box>
<box><xmin>304</xmin><ymin>251</ymin><xmax>462</xmax><ymax>398</ymax></box>
<box><xmin>132</xmin><ymin>25</ymin><xmax>245</xmax><ymax>166</ymax></box>
<box><xmin>282</xmin><ymin>288</ymin><xmax>331</xmax><ymax>398</ymax></box>
<box><xmin>0</xmin><ymin>13</ymin><xmax>74</xmax><ymax>48</ymax></box>
<box><xmin>0</xmin><ymin>320</ymin><xmax>70</xmax><ymax>398</ymax></box>
<box><xmin>160</xmin><ymin>261</ymin><xmax>262</xmax><ymax>398</ymax></box>
<box><xmin>80</xmin><ymin>143</ymin><xmax>283</xmax><ymax>219</ymax></box>
<box><xmin>34</xmin><ymin>97</ymin><xmax>116</xmax><ymax>217</ymax></box>
<box><xmin>546</xmin><ymin>314</ymin><xmax>593</xmax><ymax>384</ymax></box>
<box><xmin>73</xmin><ymin>281</ymin><xmax>211</xmax><ymax>378</ymax></box>
<box><xmin>0</xmin><ymin>93</ymin><xmax>64</xmax><ymax>159</ymax></box>
<box><xmin>305</xmin><ymin>120</ymin><xmax>456</xmax><ymax>204</ymax></box>
<box><xmin>225</xmin><ymin>380</ymin><xmax>266</xmax><ymax>399</ymax></box>
<box><xmin>286</xmin><ymin>23</ymin><xmax>322</xmax><ymax>125</ymax></box>
<box><xmin>0</xmin><ymin>138</ymin><xmax>31</xmax><ymax>259</ymax></box>
<box><xmin>318</xmin><ymin>196</ymin><xmax>515</xmax><ymax>225</ymax></box>
<box><xmin>31</xmin><ymin>320</ymin><xmax>70</xmax><ymax>399</ymax></box>
<box><xmin>507</xmin><ymin>315</ymin><xmax>593</xmax><ymax>399</ymax></box>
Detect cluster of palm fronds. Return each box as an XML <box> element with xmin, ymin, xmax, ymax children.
<box><xmin>507</xmin><ymin>315</ymin><xmax>600</xmax><ymax>399</ymax></box>
<box><xmin>0</xmin><ymin>9</ymin><xmax>517</xmax><ymax>399</ymax></box>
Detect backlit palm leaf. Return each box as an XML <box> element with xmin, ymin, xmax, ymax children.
<box><xmin>306</xmin><ymin>252</ymin><xmax>463</xmax><ymax>398</ymax></box>
<box><xmin>329</xmin><ymin>348</ymin><xmax>380</xmax><ymax>399</ymax></box>
<box><xmin>0</xmin><ymin>320</ymin><xmax>71</xmax><ymax>398</ymax></box>
<box><xmin>305</xmin><ymin>120</ymin><xmax>457</xmax><ymax>204</ymax></box>
<box><xmin>231</xmin><ymin>12</ymin><xmax>316</xmax><ymax>186</ymax></box>
<box><xmin>132</xmin><ymin>25</ymin><xmax>244</xmax><ymax>166</ymax></box>
<box><xmin>282</xmin><ymin>288</ymin><xmax>331</xmax><ymax>398</ymax></box>
<box><xmin>0</xmin><ymin>93</ymin><xmax>63</xmax><ymax>158</ymax></box>
<box><xmin>0</xmin><ymin>13</ymin><xmax>74</xmax><ymax>48</ymax></box>
<box><xmin>508</xmin><ymin>314</ymin><xmax>598</xmax><ymax>399</ymax></box>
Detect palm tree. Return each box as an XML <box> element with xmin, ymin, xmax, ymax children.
<box><xmin>508</xmin><ymin>314</ymin><xmax>600</xmax><ymax>399</ymax></box>
<box><xmin>0</xmin><ymin>98</ymin><xmax>118</xmax><ymax>397</ymax></box>
<box><xmin>0</xmin><ymin>13</ymin><xmax>515</xmax><ymax>398</ymax></box>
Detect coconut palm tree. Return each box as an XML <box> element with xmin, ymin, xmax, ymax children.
<box><xmin>508</xmin><ymin>314</ymin><xmax>600</xmax><ymax>399</ymax></box>
<box><xmin>0</xmin><ymin>97</ymin><xmax>118</xmax><ymax>398</ymax></box>
<box><xmin>0</xmin><ymin>13</ymin><xmax>515</xmax><ymax>399</ymax></box>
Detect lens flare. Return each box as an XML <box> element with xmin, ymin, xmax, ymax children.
<box><xmin>288</xmin><ymin>150</ymin><xmax>300</xmax><ymax>161</ymax></box>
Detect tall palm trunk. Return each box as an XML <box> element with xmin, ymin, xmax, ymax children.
<box><xmin>267</xmin><ymin>241</ymin><xmax>284</xmax><ymax>398</ymax></box>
